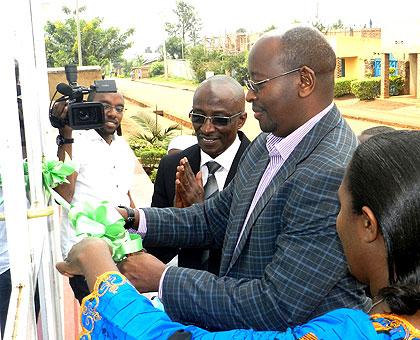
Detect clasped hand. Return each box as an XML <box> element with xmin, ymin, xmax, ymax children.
<box><xmin>174</xmin><ymin>157</ymin><xmax>204</xmax><ymax>208</ymax></box>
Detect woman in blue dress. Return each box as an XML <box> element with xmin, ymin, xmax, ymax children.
<box><xmin>57</xmin><ymin>130</ymin><xmax>420</xmax><ymax>339</ymax></box>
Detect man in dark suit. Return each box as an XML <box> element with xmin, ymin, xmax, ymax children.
<box><xmin>118</xmin><ymin>26</ymin><xmax>370</xmax><ymax>330</ymax></box>
<box><xmin>149</xmin><ymin>75</ymin><xmax>250</xmax><ymax>274</ymax></box>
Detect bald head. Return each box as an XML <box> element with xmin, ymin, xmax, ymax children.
<box><xmin>191</xmin><ymin>75</ymin><xmax>247</xmax><ymax>158</ymax></box>
<box><xmin>194</xmin><ymin>75</ymin><xmax>245</xmax><ymax>109</ymax></box>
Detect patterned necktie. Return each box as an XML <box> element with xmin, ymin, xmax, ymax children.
<box><xmin>204</xmin><ymin>161</ymin><xmax>221</xmax><ymax>199</ymax></box>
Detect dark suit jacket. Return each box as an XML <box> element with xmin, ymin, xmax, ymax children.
<box><xmin>149</xmin><ymin>131</ymin><xmax>250</xmax><ymax>273</ymax></box>
<box><xmin>142</xmin><ymin>106</ymin><xmax>370</xmax><ymax>330</ymax></box>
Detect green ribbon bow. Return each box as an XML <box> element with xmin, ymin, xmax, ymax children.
<box><xmin>1</xmin><ymin>157</ymin><xmax>142</xmax><ymax>261</ymax></box>
<box><xmin>68</xmin><ymin>201</ymin><xmax>143</xmax><ymax>262</ymax></box>
<box><xmin>41</xmin><ymin>159</ymin><xmax>75</xmax><ymax>189</ymax></box>
<box><xmin>1</xmin><ymin>158</ymin><xmax>75</xmax><ymax>205</ymax></box>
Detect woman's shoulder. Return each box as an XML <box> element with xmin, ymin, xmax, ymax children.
<box><xmin>370</xmin><ymin>313</ymin><xmax>420</xmax><ymax>339</ymax></box>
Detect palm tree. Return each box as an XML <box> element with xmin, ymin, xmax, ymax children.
<box><xmin>130</xmin><ymin>113</ymin><xmax>180</xmax><ymax>149</ymax></box>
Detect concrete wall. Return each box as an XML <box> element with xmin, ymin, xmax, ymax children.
<box><xmin>344</xmin><ymin>57</ymin><xmax>361</xmax><ymax>79</ymax></box>
<box><xmin>167</xmin><ymin>59</ymin><xmax>195</xmax><ymax>80</ymax></box>
<box><xmin>47</xmin><ymin>66</ymin><xmax>102</xmax><ymax>100</ymax></box>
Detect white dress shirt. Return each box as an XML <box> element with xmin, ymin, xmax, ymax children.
<box><xmin>200</xmin><ymin>135</ymin><xmax>241</xmax><ymax>191</ymax></box>
<box><xmin>60</xmin><ymin>129</ymin><xmax>137</xmax><ymax>258</ymax></box>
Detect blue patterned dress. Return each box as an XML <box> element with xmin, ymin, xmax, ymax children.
<box><xmin>80</xmin><ymin>272</ymin><xmax>420</xmax><ymax>339</ymax></box>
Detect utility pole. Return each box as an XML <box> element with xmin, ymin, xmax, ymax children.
<box><xmin>163</xmin><ymin>38</ymin><xmax>168</xmax><ymax>79</ymax></box>
<box><xmin>75</xmin><ymin>0</ymin><xmax>82</xmax><ymax>66</ymax></box>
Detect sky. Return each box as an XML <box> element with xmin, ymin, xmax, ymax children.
<box><xmin>40</xmin><ymin>0</ymin><xmax>420</xmax><ymax>58</ymax></box>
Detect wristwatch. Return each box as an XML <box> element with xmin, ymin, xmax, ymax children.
<box><xmin>118</xmin><ymin>205</ymin><xmax>136</xmax><ymax>229</ymax></box>
<box><xmin>56</xmin><ymin>134</ymin><xmax>74</xmax><ymax>147</ymax></box>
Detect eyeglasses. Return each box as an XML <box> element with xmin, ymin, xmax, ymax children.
<box><xmin>244</xmin><ymin>68</ymin><xmax>301</xmax><ymax>93</ymax></box>
<box><xmin>189</xmin><ymin>110</ymin><xmax>243</xmax><ymax>126</ymax></box>
<box><xmin>103</xmin><ymin>103</ymin><xmax>125</xmax><ymax>113</ymax></box>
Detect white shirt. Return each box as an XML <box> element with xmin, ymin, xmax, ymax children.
<box><xmin>60</xmin><ymin>130</ymin><xmax>137</xmax><ymax>257</ymax></box>
<box><xmin>200</xmin><ymin>135</ymin><xmax>241</xmax><ymax>191</ymax></box>
<box><xmin>0</xmin><ymin>188</ymin><xmax>8</xmax><ymax>274</ymax></box>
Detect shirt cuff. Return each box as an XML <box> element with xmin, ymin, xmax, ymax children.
<box><xmin>158</xmin><ymin>266</ymin><xmax>171</xmax><ymax>300</ymax></box>
<box><xmin>128</xmin><ymin>209</ymin><xmax>147</xmax><ymax>238</ymax></box>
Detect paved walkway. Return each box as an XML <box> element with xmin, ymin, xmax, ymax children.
<box><xmin>118</xmin><ymin>77</ymin><xmax>420</xmax><ymax>209</ymax></box>
<box><xmin>127</xmin><ymin>78</ymin><xmax>420</xmax><ymax>130</ymax></box>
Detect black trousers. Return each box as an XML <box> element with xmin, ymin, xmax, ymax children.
<box><xmin>69</xmin><ymin>275</ymin><xmax>90</xmax><ymax>304</ymax></box>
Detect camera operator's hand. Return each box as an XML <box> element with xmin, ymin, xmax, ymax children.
<box><xmin>51</xmin><ymin>100</ymin><xmax>73</xmax><ymax>137</ymax></box>
<box><xmin>52</xmin><ymin>99</ymin><xmax>77</xmax><ymax>204</ymax></box>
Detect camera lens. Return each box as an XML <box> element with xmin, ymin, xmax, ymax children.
<box><xmin>77</xmin><ymin>110</ymin><xmax>91</xmax><ymax>121</ymax></box>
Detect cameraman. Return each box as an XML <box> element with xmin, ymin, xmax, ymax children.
<box><xmin>52</xmin><ymin>87</ymin><xmax>138</xmax><ymax>303</ymax></box>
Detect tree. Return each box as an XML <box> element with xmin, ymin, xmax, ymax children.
<box><xmin>331</xmin><ymin>19</ymin><xmax>344</xmax><ymax>30</ymax></box>
<box><xmin>130</xmin><ymin>114</ymin><xmax>180</xmax><ymax>149</ymax></box>
<box><xmin>187</xmin><ymin>45</ymin><xmax>224</xmax><ymax>82</ymax></box>
<box><xmin>312</xmin><ymin>20</ymin><xmax>328</xmax><ymax>34</ymax></box>
<box><xmin>165</xmin><ymin>36</ymin><xmax>183</xmax><ymax>59</ymax></box>
<box><xmin>165</xmin><ymin>1</ymin><xmax>202</xmax><ymax>59</ymax></box>
<box><xmin>45</xmin><ymin>8</ymin><xmax>134</xmax><ymax>67</ymax></box>
<box><xmin>263</xmin><ymin>25</ymin><xmax>277</xmax><ymax>33</ymax></box>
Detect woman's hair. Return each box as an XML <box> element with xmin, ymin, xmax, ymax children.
<box><xmin>346</xmin><ymin>130</ymin><xmax>420</xmax><ymax>314</ymax></box>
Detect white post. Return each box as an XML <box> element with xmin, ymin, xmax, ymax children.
<box><xmin>0</xmin><ymin>0</ymin><xmax>64</xmax><ymax>338</ymax></box>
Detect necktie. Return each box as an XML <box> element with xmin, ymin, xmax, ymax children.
<box><xmin>204</xmin><ymin>161</ymin><xmax>221</xmax><ymax>199</ymax></box>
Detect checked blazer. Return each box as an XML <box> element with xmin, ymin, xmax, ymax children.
<box><xmin>142</xmin><ymin>105</ymin><xmax>370</xmax><ymax>331</ymax></box>
<box><xmin>148</xmin><ymin>131</ymin><xmax>250</xmax><ymax>273</ymax></box>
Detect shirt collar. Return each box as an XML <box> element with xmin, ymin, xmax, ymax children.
<box><xmin>266</xmin><ymin>102</ymin><xmax>333</xmax><ymax>160</ymax></box>
<box><xmin>80</xmin><ymin>129</ymin><xmax>116</xmax><ymax>143</ymax></box>
<box><xmin>200</xmin><ymin>135</ymin><xmax>241</xmax><ymax>170</ymax></box>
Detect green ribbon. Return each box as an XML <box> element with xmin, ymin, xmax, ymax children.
<box><xmin>41</xmin><ymin>159</ymin><xmax>75</xmax><ymax>189</ymax></box>
<box><xmin>1</xmin><ymin>157</ymin><xmax>143</xmax><ymax>261</ymax></box>
<box><xmin>68</xmin><ymin>201</ymin><xmax>143</xmax><ymax>262</ymax></box>
<box><xmin>1</xmin><ymin>158</ymin><xmax>75</xmax><ymax>205</ymax></box>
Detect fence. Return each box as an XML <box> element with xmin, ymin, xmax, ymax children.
<box><xmin>0</xmin><ymin>0</ymin><xmax>64</xmax><ymax>338</ymax></box>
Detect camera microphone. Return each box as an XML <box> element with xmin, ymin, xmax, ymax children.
<box><xmin>56</xmin><ymin>83</ymin><xmax>73</xmax><ymax>96</ymax></box>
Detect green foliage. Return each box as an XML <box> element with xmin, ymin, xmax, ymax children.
<box><xmin>334</xmin><ymin>78</ymin><xmax>354</xmax><ymax>97</ymax></box>
<box><xmin>45</xmin><ymin>11</ymin><xmax>134</xmax><ymax>67</ymax></box>
<box><xmin>165</xmin><ymin>1</ymin><xmax>202</xmax><ymax>58</ymax></box>
<box><xmin>389</xmin><ymin>67</ymin><xmax>396</xmax><ymax>76</ymax></box>
<box><xmin>350</xmin><ymin>79</ymin><xmax>380</xmax><ymax>100</ymax></box>
<box><xmin>130</xmin><ymin>113</ymin><xmax>180</xmax><ymax>150</ymax></box>
<box><xmin>263</xmin><ymin>25</ymin><xmax>277</xmax><ymax>33</ymax></box>
<box><xmin>389</xmin><ymin>75</ymin><xmax>405</xmax><ymax>96</ymax></box>
<box><xmin>165</xmin><ymin>36</ymin><xmax>183</xmax><ymax>59</ymax></box>
<box><xmin>137</xmin><ymin>148</ymin><xmax>166</xmax><ymax>178</ymax></box>
<box><xmin>187</xmin><ymin>45</ymin><xmax>224</xmax><ymax>82</ymax></box>
<box><xmin>149</xmin><ymin>62</ymin><xmax>165</xmax><ymax>77</ymax></box>
<box><xmin>128</xmin><ymin>138</ymin><xmax>152</xmax><ymax>157</ymax></box>
<box><xmin>121</xmin><ymin>59</ymin><xmax>134</xmax><ymax>77</ymax></box>
<box><xmin>223</xmin><ymin>52</ymin><xmax>248</xmax><ymax>85</ymax></box>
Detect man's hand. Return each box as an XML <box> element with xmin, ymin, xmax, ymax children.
<box><xmin>118</xmin><ymin>252</ymin><xmax>166</xmax><ymax>293</ymax></box>
<box><xmin>56</xmin><ymin>238</ymin><xmax>117</xmax><ymax>291</ymax></box>
<box><xmin>174</xmin><ymin>157</ymin><xmax>204</xmax><ymax>208</ymax></box>
<box><xmin>51</xmin><ymin>100</ymin><xmax>73</xmax><ymax>137</ymax></box>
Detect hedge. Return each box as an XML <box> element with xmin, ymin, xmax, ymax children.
<box><xmin>335</xmin><ymin>76</ymin><xmax>405</xmax><ymax>100</ymax></box>
<box><xmin>350</xmin><ymin>78</ymin><xmax>380</xmax><ymax>100</ymax></box>
<box><xmin>334</xmin><ymin>78</ymin><xmax>354</xmax><ymax>97</ymax></box>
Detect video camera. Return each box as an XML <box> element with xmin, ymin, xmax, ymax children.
<box><xmin>49</xmin><ymin>65</ymin><xmax>117</xmax><ymax>130</ymax></box>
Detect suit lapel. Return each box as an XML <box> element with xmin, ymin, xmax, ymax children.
<box><xmin>221</xmin><ymin>135</ymin><xmax>269</xmax><ymax>274</ymax></box>
<box><xmin>184</xmin><ymin>145</ymin><xmax>201</xmax><ymax>174</ymax></box>
<box><xmin>225</xmin><ymin>106</ymin><xmax>342</xmax><ymax>274</ymax></box>
<box><xmin>224</xmin><ymin>132</ymin><xmax>250</xmax><ymax>188</ymax></box>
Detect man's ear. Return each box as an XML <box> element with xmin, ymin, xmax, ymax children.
<box><xmin>298</xmin><ymin>66</ymin><xmax>316</xmax><ymax>98</ymax></box>
<box><xmin>237</xmin><ymin>112</ymin><xmax>247</xmax><ymax>129</ymax></box>
<box><xmin>361</xmin><ymin>206</ymin><xmax>380</xmax><ymax>243</ymax></box>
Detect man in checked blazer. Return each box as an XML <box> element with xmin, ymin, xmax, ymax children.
<box><xmin>148</xmin><ymin>76</ymin><xmax>250</xmax><ymax>274</ymax></box>
<box><xmin>119</xmin><ymin>26</ymin><xmax>370</xmax><ymax>331</ymax></box>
